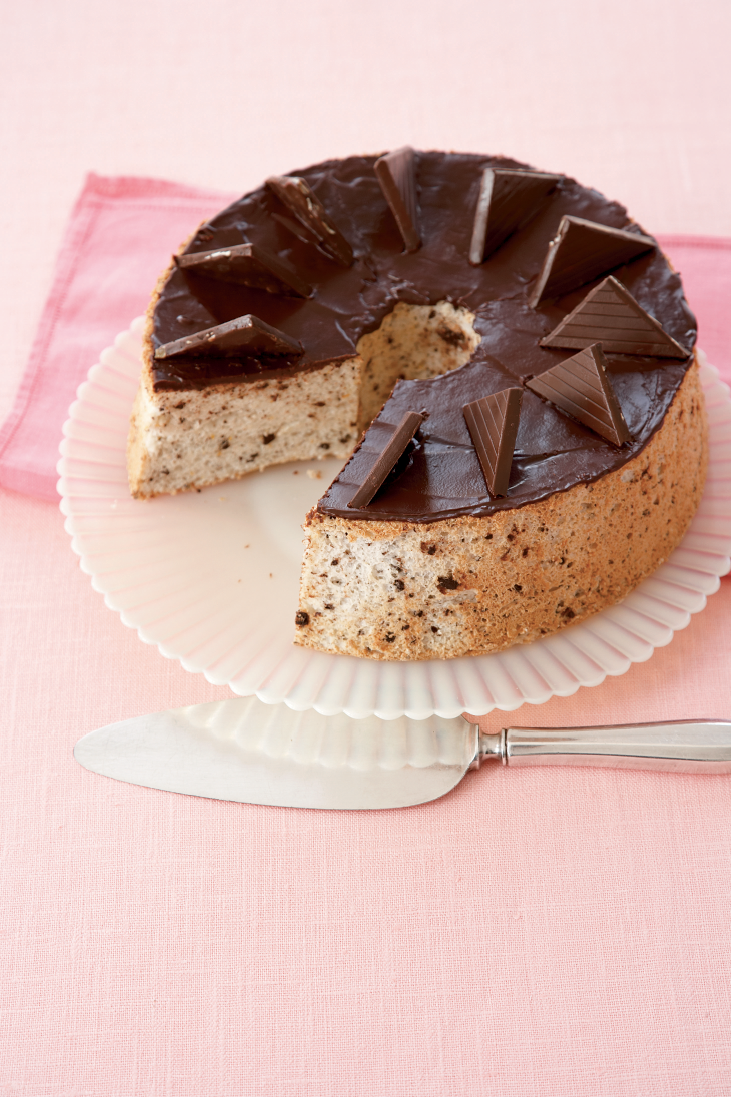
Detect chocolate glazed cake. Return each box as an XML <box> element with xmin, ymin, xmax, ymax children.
<box><xmin>128</xmin><ymin>150</ymin><xmax>707</xmax><ymax>661</ymax></box>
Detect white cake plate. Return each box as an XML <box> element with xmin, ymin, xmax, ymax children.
<box><xmin>58</xmin><ymin>319</ymin><xmax>731</xmax><ymax>720</ymax></box>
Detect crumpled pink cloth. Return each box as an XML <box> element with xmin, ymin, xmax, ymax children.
<box><xmin>0</xmin><ymin>173</ymin><xmax>236</xmax><ymax>500</ymax></box>
<box><xmin>1</xmin><ymin>172</ymin><xmax>730</xmax><ymax>502</ymax></box>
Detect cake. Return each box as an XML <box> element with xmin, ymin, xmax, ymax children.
<box><xmin>128</xmin><ymin>150</ymin><xmax>707</xmax><ymax>661</ymax></box>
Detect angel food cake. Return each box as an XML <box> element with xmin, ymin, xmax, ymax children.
<box><xmin>128</xmin><ymin>150</ymin><xmax>707</xmax><ymax>660</ymax></box>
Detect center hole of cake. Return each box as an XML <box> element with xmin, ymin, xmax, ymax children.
<box><xmin>355</xmin><ymin>300</ymin><xmax>480</xmax><ymax>431</ymax></box>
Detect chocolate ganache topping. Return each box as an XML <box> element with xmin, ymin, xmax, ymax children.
<box><xmin>151</xmin><ymin>151</ymin><xmax>697</xmax><ymax>523</ymax></box>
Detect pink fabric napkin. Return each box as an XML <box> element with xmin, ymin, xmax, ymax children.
<box><xmin>0</xmin><ymin>173</ymin><xmax>236</xmax><ymax>501</ymax></box>
<box><xmin>1</xmin><ymin>173</ymin><xmax>730</xmax><ymax>503</ymax></box>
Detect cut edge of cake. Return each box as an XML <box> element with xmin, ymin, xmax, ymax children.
<box><xmin>127</xmin><ymin>255</ymin><xmax>480</xmax><ymax>499</ymax></box>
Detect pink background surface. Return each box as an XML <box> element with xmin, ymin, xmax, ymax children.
<box><xmin>2</xmin><ymin>2</ymin><xmax>731</xmax><ymax>1094</ymax></box>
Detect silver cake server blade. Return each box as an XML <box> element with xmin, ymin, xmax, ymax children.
<box><xmin>74</xmin><ymin>697</ymin><xmax>477</xmax><ymax>809</ymax></box>
<box><xmin>74</xmin><ymin>696</ymin><xmax>731</xmax><ymax>810</ymax></box>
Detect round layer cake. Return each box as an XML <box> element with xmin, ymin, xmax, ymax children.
<box><xmin>128</xmin><ymin>150</ymin><xmax>707</xmax><ymax>660</ymax></box>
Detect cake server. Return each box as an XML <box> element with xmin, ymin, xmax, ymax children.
<box><xmin>74</xmin><ymin>696</ymin><xmax>731</xmax><ymax>809</ymax></box>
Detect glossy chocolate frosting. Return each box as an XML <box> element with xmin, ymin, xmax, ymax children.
<box><xmin>151</xmin><ymin>151</ymin><xmax>697</xmax><ymax>522</ymax></box>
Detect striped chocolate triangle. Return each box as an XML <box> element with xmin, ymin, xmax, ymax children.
<box><xmin>175</xmin><ymin>243</ymin><xmax>312</xmax><ymax>298</ymax></box>
<box><xmin>266</xmin><ymin>175</ymin><xmax>353</xmax><ymax>266</ymax></box>
<box><xmin>530</xmin><ymin>216</ymin><xmax>655</xmax><ymax>306</ymax></box>
<box><xmin>347</xmin><ymin>411</ymin><xmax>425</xmax><ymax>509</ymax></box>
<box><xmin>375</xmin><ymin>147</ymin><xmax>421</xmax><ymax>252</ymax></box>
<box><xmin>463</xmin><ymin>387</ymin><xmax>523</xmax><ymax>497</ymax></box>
<box><xmin>154</xmin><ymin>314</ymin><xmax>303</xmax><ymax>360</ymax></box>
<box><xmin>469</xmin><ymin>168</ymin><xmax>561</xmax><ymax>265</ymax></box>
<box><xmin>541</xmin><ymin>276</ymin><xmax>688</xmax><ymax>358</ymax></box>
<box><xmin>526</xmin><ymin>345</ymin><xmax>631</xmax><ymax>447</ymax></box>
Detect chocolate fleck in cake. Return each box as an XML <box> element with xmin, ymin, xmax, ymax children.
<box><xmin>128</xmin><ymin>150</ymin><xmax>707</xmax><ymax>660</ymax></box>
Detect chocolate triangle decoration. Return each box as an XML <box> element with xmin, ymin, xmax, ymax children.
<box><xmin>541</xmin><ymin>276</ymin><xmax>688</xmax><ymax>358</ymax></box>
<box><xmin>348</xmin><ymin>411</ymin><xmax>424</xmax><ymax>509</ymax></box>
<box><xmin>463</xmin><ymin>387</ymin><xmax>523</xmax><ymax>497</ymax></box>
<box><xmin>154</xmin><ymin>314</ymin><xmax>303</xmax><ymax>360</ymax></box>
<box><xmin>526</xmin><ymin>344</ymin><xmax>631</xmax><ymax>447</ymax></box>
<box><xmin>469</xmin><ymin>168</ymin><xmax>561</xmax><ymax>265</ymax></box>
<box><xmin>176</xmin><ymin>243</ymin><xmax>312</xmax><ymax>298</ymax></box>
<box><xmin>266</xmin><ymin>175</ymin><xmax>354</xmax><ymax>266</ymax></box>
<box><xmin>375</xmin><ymin>147</ymin><xmax>421</xmax><ymax>252</ymax></box>
<box><xmin>530</xmin><ymin>216</ymin><xmax>655</xmax><ymax>306</ymax></box>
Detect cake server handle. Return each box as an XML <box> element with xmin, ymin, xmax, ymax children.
<box><xmin>473</xmin><ymin>720</ymin><xmax>731</xmax><ymax>774</ymax></box>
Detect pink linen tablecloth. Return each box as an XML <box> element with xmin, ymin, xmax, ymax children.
<box><xmin>3</xmin><ymin>2</ymin><xmax>731</xmax><ymax>1094</ymax></box>
<box><xmin>3</xmin><ymin>171</ymin><xmax>731</xmax><ymax>1097</ymax></box>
